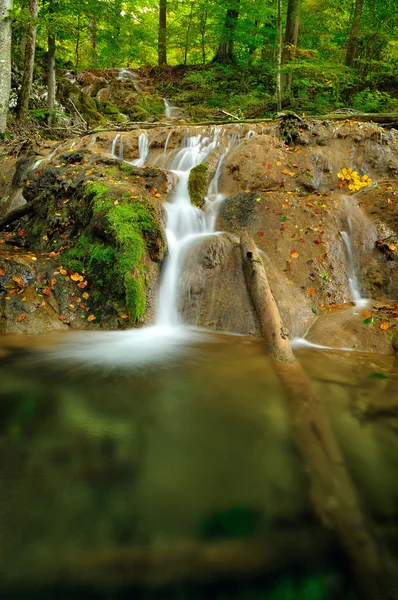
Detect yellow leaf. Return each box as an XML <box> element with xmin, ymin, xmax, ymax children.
<box><xmin>87</xmin><ymin>314</ymin><xmax>96</xmax><ymax>322</ymax></box>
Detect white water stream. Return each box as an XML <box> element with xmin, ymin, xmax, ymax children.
<box><xmin>340</xmin><ymin>217</ymin><xmax>369</xmax><ymax>307</ymax></box>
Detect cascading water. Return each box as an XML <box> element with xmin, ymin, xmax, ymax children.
<box><xmin>156</xmin><ymin>130</ymin><xmax>221</xmax><ymax>326</ymax></box>
<box><xmin>340</xmin><ymin>219</ymin><xmax>365</xmax><ymax>305</ymax></box>
<box><xmin>131</xmin><ymin>132</ymin><xmax>149</xmax><ymax>167</ymax></box>
<box><xmin>111</xmin><ymin>134</ymin><xmax>122</xmax><ymax>159</ymax></box>
<box><xmin>164</xmin><ymin>99</ymin><xmax>178</xmax><ymax>118</ymax></box>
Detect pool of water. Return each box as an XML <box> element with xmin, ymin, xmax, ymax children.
<box><xmin>0</xmin><ymin>330</ymin><xmax>397</xmax><ymax>599</ymax></box>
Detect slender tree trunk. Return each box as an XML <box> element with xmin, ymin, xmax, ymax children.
<box><xmin>17</xmin><ymin>0</ymin><xmax>38</xmax><ymax>123</ymax></box>
<box><xmin>183</xmin><ymin>1</ymin><xmax>194</xmax><ymax>65</ymax></box>
<box><xmin>281</xmin><ymin>0</ymin><xmax>300</xmax><ymax>96</ymax></box>
<box><xmin>276</xmin><ymin>0</ymin><xmax>282</xmax><ymax>111</ymax></box>
<box><xmin>158</xmin><ymin>0</ymin><xmax>167</xmax><ymax>66</ymax></box>
<box><xmin>199</xmin><ymin>4</ymin><xmax>208</xmax><ymax>64</ymax></box>
<box><xmin>47</xmin><ymin>27</ymin><xmax>56</xmax><ymax>126</ymax></box>
<box><xmin>212</xmin><ymin>0</ymin><xmax>240</xmax><ymax>64</ymax></box>
<box><xmin>75</xmin><ymin>15</ymin><xmax>80</xmax><ymax>69</ymax></box>
<box><xmin>345</xmin><ymin>0</ymin><xmax>364</xmax><ymax>67</ymax></box>
<box><xmin>89</xmin><ymin>16</ymin><xmax>98</xmax><ymax>65</ymax></box>
<box><xmin>0</xmin><ymin>0</ymin><xmax>13</xmax><ymax>134</ymax></box>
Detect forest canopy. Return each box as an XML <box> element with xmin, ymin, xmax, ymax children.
<box><xmin>0</xmin><ymin>0</ymin><xmax>397</xmax><ymax>135</ymax></box>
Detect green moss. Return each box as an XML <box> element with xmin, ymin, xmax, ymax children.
<box><xmin>107</xmin><ymin>202</ymin><xmax>156</xmax><ymax>321</ymax></box>
<box><xmin>63</xmin><ymin>181</ymin><xmax>159</xmax><ymax>322</ymax></box>
<box><xmin>188</xmin><ymin>163</ymin><xmax>208</xmax><ymax>208</ymax></box>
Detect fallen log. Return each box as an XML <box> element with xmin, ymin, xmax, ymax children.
<box><xmin>239</xmin><ymin>232</ymin><xmax>397</xmax><ymax>600</ymax></box>
<box><xmin>0</xmin><ymin>202</ymin><xmax>34</xmax><ymax>230</ymax></box>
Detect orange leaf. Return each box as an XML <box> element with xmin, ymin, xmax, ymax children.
<box><xmin>380</xmin><ymin>322</ymin><xmax>390</xmax><ymax>330</ymax></box>
<box><xmin>282</xmin><ymin>169</ymin><xmax>290</xmax><ymax>175</ymax></box>
<box><xmin>120</xmin><ymin>314</ymin><xmax>129</xmax><ymax>319</ymax></box>
<box><xmin>12</xmin><ymin>275</ymin><xmax>24</xmax><ymax>286</ymax></box>
<box><xmin>0</xmin><ymin>267</ymin><xmax>5</xmax><ymax>276</ymax></box>
<box><xmin>290</xmin><ymin>250</ymin><xmax>299</xmax><ymax>259</ymax></box>
<box><xmin>59</xmin><ymin>267</ymin><xmax>67</xmax><ymax>275</ymax></box>
<box><xmin>15</xmin><ymin>314</ymin><xmax>26</xmax><ymax>322</ymax></box>
<box><xmin>50</xmin><ymin>278</ymin><xmax>57</xmax><ymax>287</ymax></box>
<box><xmin>307</xmin><ymin>288</ymin><xmax>315</xmax><ymax>296</ymax></box>
<box><xmin>78</xmin><ymin>281</ymin><xmax>88</xmax><ymax>289</ymax></box>
<box><xmin>87</xmin><ymin>314</ymin><xmax>96</xmax><ymax>322</ymax></box>
<box><xmin>70</xmin><ymin>273</ymin><xmax>80</xmax><ymax>281</ymax></box>
<box><xmin>58</xmin><ymin>315</ymin><xmax>66</xmax><ymax>321</ymax></box>
<box><xmin>267</xmin><ymin>164</ymin><xmax>273</xmax><ymax>169</ymax></box>
<box><xmin>362</xmin><ymin>311</ymin><xmax>371</xmax><ymax>319</ymax></box>
<box><xmin>42</xmin><ymin>288</ymin><xmax>52</xmax><ymax>296</ymax></box>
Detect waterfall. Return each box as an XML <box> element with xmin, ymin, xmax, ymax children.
<box><xmin>111</xmin><ymin>134</ymin><xmax>122</xmax><ymax>159</ymax></box>
<box><xmin>340</xmin><ymin>218</ymin><xmax>367</xmax><ymax>306</ymax></box>
<box><xmin>164</xmin><ymin>99</ymin><xmax>178</xmax><ymax>118</ymax></box>
<box><xmin>130</xmin><ymin>133</ymin><xmax>149</xmax><ymax>167</ymax></box>
<box><xmin>156</xmin><ymin>130</ymin><xmax>221</xmax><ymax>326</ymax></box>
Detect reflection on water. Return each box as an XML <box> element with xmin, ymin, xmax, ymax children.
<box><xmin>0</xmin><ymin>331</ymin><xmax>397</xmax><ymax>599</ymax></box>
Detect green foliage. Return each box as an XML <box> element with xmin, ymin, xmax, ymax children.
<box><xmin>352</xmin><ymin>89</ymin><xmax>397</xmax><ymax>113</ymax></box>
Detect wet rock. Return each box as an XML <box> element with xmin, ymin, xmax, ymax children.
<box><xmin>179</xmin><ymin>234</ymin><xmax>261</xmax><ymax>335</ymax></box>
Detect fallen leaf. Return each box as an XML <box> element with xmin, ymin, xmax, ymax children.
<box><xmin>307</xmin><ymin>288</ymin><xmax>315</xmax><ymax>296</ymax></box>
<box><xmin>380</xmin><ymin>322</ymin><xmax>390</xmax><ymax>330</ymax></box>
<box><xmin>276</xmin><ymin>161</ymin><xmax>282</xmax><ymax>166</ymax></box>
<box><xmin>50</xmin><ymin>278</ymin><xmax>57</xmax><ymax>287</ymax></box>
<box><xmin>120</xmin><ymin>314</ymin><xmax>129</xmax><ymax>319</ymax></box>
<box><xmin>15</xmin><ymin>314</ymin><xmax>26</xmax><ymax>322</ymax></box>
<box><xmin>362</xmin><ymin>311</ymin><xmax>371</xmax><ymax>319</ymax></box>
<box><xmin>59</xmin><ymin>267</ymin><xmax>67</xmax><ymax>275</ymax></box>
<box><xmin>78</xmin><ymin>281</ymin><xmax>88</xmax><ymax>289</ymax></box>
<box><xmin>87</xmin><ymin>314</ymin><xmax>96</xmax><ymax>322</ymax></box>
<box><xmin>58</xmin><ymin>315</ymin><xmax>66</xmax><ymax>321</ymax></box>
<box><xmin>70</xmin><ymin>273</ymin><xmax>80</xmax><ymax>281</ymax></box>
<box><xmin>42</xmin><ymin>288</ymin><xmax>52</xmax><ymax>296</ymax></box>
<box><xmin>290</xmin><ymin>250</ymin><xmax>299</xmax><ymax>259</ymax></box>
<box><xmin>257</xmin><ymin>231</ymin><xmax>264</xmax><ymax>237</ymax></box>
<box><xmin>82</xmin><ymin>292</ymin><xmax>89</xmax><ymax>299</ymax></box>
<box><xmin>0</xmin><ymin>267</ymin><xmax>5</xmax><ymax>276</ymax></box>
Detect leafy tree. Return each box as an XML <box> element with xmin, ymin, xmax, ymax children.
<box><xmin>0</xmin><ymin>0</ymin><xmax>13</xmax><ymax>133</ymax></box>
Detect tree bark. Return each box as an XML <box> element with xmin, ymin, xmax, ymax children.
<box><xmin>0</xmin><ymin>0</ymin><xmax>13</xmax><ymax>134</ymax></box>
<box><xmin>240</xmin><ymin>232</ymin><xmax>397</xmax><ymax>600</ymax></box>
<box><xmin>47</xmin><ymin>17</ymin><xmax>56</xmax><ymax>127</ymax></box>
<box><xmin>88</xmin><ymin>16</ymin><xmax>98</xmax><ymax>65</ymax></box>
<box><xmin>158</xmin><ymin>0</ymin><xmax>167</xmax><ymax>66</ymax></box>
<box><xmin>281</xmin><ymin>0</ymin><xmax>300</xmax><ymax>96</ymax></box>
<box><xmin>17</xmin><ymin>0</ymin><xmax>39</xmax><ymax>123</ymax></box>
<box><xmin>345</xmin><ymin>0</ymin><xmax>364</xmax><ymax>67</ymax></box>
<box><xmin>212</xmin><ymin>1</ymin><xmax>240</xmax><ymax>64</ymax></box>
<box><xmin>183</xmin><ymin>1</ymin><xmax>194</xmax><ymax>65</ymax></box>
<box><xmin>276</xmin><ymin>0</ymin><xmax>282</xmax><ymax>111</ymax></box>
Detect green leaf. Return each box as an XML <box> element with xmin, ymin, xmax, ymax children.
<box><xmin>370</xmin><ymin>372</ymin><xmax>388</xmax><ymax>380</ymax></box>
<box><xmin>281</xmin><ymin>215</ymin><xmax>288</xmax><ymax>222</ymax></box>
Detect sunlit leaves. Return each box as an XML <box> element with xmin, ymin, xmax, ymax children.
<box><xmin>337</xmin><ymin>167</ymin><xmax>372</xmax><ymax>192</ymax></box>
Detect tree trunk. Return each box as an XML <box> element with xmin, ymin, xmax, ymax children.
<box><xmin>158</xmin><ymin>0</ymin><xmax>167</xmax><ymax>66</ymax></box>
<box><xmin>281</xmin><ymin>0</ymin><xmax>300</xmax><ymax>96</ymax></box>
<box><xmin>0</xmin><ymin>0</ymin><xmax>13</xmax><ymax>134</ymax></box>
<box><xmin>47</xmin><ymin>1</ymin><xmax>56</xmax><ymax>127</ymax></box>
<box><xmin>199</xmin><ymin>3</ymin><xmax>208</xmax><ymax>64</ymax></box>
<box><xmin>276</xmin><ymin>0</ymin><xmax>282</xmax><ymax>111</ymax></box>
<box><xmin>17</xmin><ymin>0</ymin><xmax>39</xmax><ymax>123</ymax></box>
<box><xmin>345</xmin><ymin>0</ymin><xmax>364</xmax><ymax>67</ymax></box>
<box><xmin>239</xmin><ymin>232</ymin><xmax>397</xmax><ymax>600</ymax></box>
<box><xmin>183</xmin><ymin>1</ymin><xmax>194</xmax><ymax>65</ymax></box>
<box><xmin>88</xmin><ymin>16</ymin><xmax>98</xmax><ymax>65</ymax></box>
<box><xmin>212</xmin><ymin>1</ymin><xmax>240</xmax><ymax>64</ymax></box>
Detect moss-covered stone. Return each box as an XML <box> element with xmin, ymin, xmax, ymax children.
<box><xmin>188</xmin><ymin>163</ymin><xmax>208</xmax><ymax>208</ymax></box>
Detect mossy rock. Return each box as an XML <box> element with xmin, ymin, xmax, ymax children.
<box><xmin>59</xmin><ymin>79</ymin><xmax>105</xmax><ymax>126</ymax></box>
<box><xmin>188</xmin><ymin>163</ymin><xmax>208</xmax><ymax>208</ymax></box>
<box><xmin>96</xmin><ymin>100</ymin><xmax>120</xmax><ymax>115</ymax></box>
<box><xmin>129</xmin><ymin>104</ymin><xmax>150</xmax><ymax>122</ymax></box>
